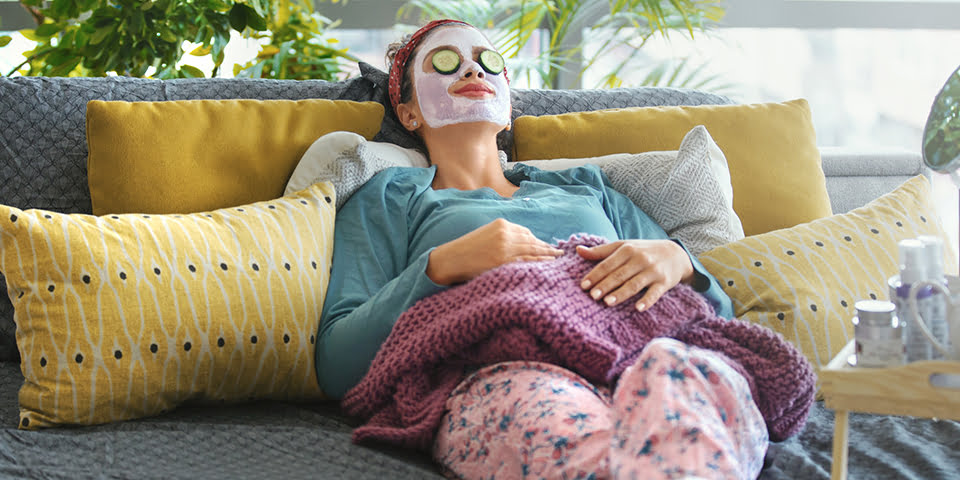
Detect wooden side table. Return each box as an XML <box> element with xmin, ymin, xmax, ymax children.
<box><xmin>819</xmin><ymin>340</ymin><xmax>960</xmax><ymax>480</ymax></box>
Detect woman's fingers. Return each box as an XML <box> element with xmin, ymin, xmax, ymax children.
<box><xmin>634</xmin><ymin>283</ymin><xmax>668</xmax><ymax>312</ymax></box>
<box><xmin>517</xmin><ymin>237</ymin><xmax>563</xmax><ymax>262</ymax></box>
<box><xmin>578</xmin><ymin>242</ymin><xmax>636</xmax><ymax>292</ymax></box>
<box><xmin>518</xmin><ymin>254</ymin><xmax>565</xmax><ymax>263</ymax></box>
<box><xmin>600</xmin><ymin>269</ymin><xmax>655</xmax><ymax>308</ymax></box>
<box><xmin>516</xmin><ymin>227</ymin><xmax>564</xmax><ymax>257</ymax></box>
<box><xmin>590</xmin><ymin>262</ymin><xmax>651</xmax><ymax>306</ymax></box>
<box><xmin>530</xmin><ymin>240</ymin><xmax>564</xmax><ymax>257</ymax></box>
<box><xmin>575</xmin><ymin>242</ymin><xmax>619</xmax><ymax>261</ymax></box>
<box><xmin>577</xmin><ymin>240</ymin><xmax>689</xmax><ymax>310</ymax></box>
<box><xmin>493</xmin><ymin>228</ymin><xmax>563</xmax><ymax>266</ymax></box>
<box><xmin>430</xmin><ymin>219</ymin><xmax>565</xmax><ymax>285</ymax></box>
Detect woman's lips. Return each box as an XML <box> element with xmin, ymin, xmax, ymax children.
<box><xmin>453</xmin><ymin>82</ymin><xmax>495</xmax><ymax>98</ymax></box>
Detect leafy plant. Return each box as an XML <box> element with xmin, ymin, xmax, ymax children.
<box><xmin>923</xmin><ymin>69</ymin><xmax>960</xmax><ymax>169</ymax></box>
<box><xmin>233</xmin><ymin>0</ymin><xmax>357</xmax><ymax>80</ymax></box>
<box><xmin>1</xmin><ymin>0</ymin><xmax>353</xmax><ymax>80</ymax></box>
<box><xmin>398</xmin><ymin>0</ymin><xmax>726</xmax><ymax>89</ymax></box>
<box><xmin>633</xmin><ymin>57</ymin><xmax>733</xmax><ymax>91</ymax></box>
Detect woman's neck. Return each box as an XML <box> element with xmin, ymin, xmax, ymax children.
<box><xmin>423</xmin><ymin>122</ymin><xmax>517</xmax><ymax>197</ymax></box>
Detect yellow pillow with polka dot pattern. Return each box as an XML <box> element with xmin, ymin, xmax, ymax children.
<box><xmin>0</xmin><ymin>182</ymin><xmax>335</xmax><ymax>429</ymax></box>
<box><xmin>699</xmin><ymin>175</ymin><xmax>956</xmax><ymax>371</ymax></box>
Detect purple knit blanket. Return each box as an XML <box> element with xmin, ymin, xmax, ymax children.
<box><xmin>341</xmin><ymin>235</ymin><xmax>815</xmax><ymax>450</ymax></box>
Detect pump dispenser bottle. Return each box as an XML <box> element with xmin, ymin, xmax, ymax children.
<box><xmin>889</xmin><ymin>239</ymin><xmax>937</xmax><ymax>361</ymax></box>
<box><xmin>918</xmin><ymin>235</ymin><xmax>950</xmax><ymax>354</ymax></box>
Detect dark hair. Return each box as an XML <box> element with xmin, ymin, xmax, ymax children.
<box><xmin>385</xmin><ymin>33</ymin><xmax>417</xmax><ymax>108</ymax></box>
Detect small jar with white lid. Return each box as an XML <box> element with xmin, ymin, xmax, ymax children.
<box><xmin>853</xmin><ymin>300</ymin><xmax>904</xmax><ymax>368</ymax></box>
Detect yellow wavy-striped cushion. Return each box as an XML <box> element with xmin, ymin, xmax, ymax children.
<box><xmin>700</xmin><ymin>175</ymin><xmax>956</xmax><ymax>371</ymax></box>
<box><xmin>0</xmin><ymin>183</ymin><xmax>335</xmax><ymax>429</ymax></box>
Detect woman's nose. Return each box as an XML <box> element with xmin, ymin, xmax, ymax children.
<box><xmin>462</xmin><ymin>61</ymin><xmax>484</xmax><ymax>79</ymax></box>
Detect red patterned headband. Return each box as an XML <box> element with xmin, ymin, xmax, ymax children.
<box><xmin>387</xmin><ymin>19</ymin><xmax>507</xmax><ymax>117</ymax></box>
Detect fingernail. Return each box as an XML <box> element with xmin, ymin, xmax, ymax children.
<box><xmin>591</xmin><ymin>289</ymin><xmax>601</xmax><ymax>300</ymax></box>
<box><xmin>605</xmin><ymin>296</ymin><xmax>616</xmax><ymax>306</ymax></box>
<box><xmin>581</xmin><ymin>279</ymin><xmax>591</xmax><ymax>289</ymax></box>
<box><xmin>636</xmin><ymin>303</ymin><xmax>646</xmax><ymax>312</ymax></box>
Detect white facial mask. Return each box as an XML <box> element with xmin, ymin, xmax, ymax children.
<box><xmin>411</xmin><ymin>26</ymin><xmax>511</xmax><ymax>129</ymax></box>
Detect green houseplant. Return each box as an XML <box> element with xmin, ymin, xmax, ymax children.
<box><xmin>1</xmin><ymin>0</ymin><xmax>355</xmax><ymax>80</ymax></box>
<box><xmin>399</xmin><ymin>0</ymin><xmax>726</xmax><ymax>89</ymax></box>
<box><xmin>233</xmin><ymin>0</ymin><xmax>357</xmax><ymax>79</ymax></box>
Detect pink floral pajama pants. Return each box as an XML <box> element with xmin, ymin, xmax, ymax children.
<box><xmin>433</xmin><ymin>337</ymin><xmax>768</xmax><ymax>480</ymax></box>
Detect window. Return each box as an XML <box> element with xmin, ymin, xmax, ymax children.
<box><xmin>581</xmin><ymin>0</ymin><xmax>960</xmax><ymax>256</ymax></box>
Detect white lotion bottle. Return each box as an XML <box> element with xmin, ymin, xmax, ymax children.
<box><xmin>918</xmin><ymin>235</ymin><xmax>950</xmax><ymax>356</ymax></box>
<box><xmin>891</xmin><ymin>239</ymin><xmax>935</xmax><ymax>362</ymax></box>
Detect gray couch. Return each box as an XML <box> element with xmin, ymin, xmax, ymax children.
<box><xmin>0</xmin><ymin>64</ymin><xmax>956</xmax><ymax>480</ymax></box>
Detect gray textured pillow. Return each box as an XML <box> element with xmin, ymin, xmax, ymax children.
<box><xmin>284</xmin><ymin>126</ymin><xmax>742</xmax><ymax>255</ymax></box>
<box><xmin>285</xmin><ymin>131</ymin><xmax>429</xmax><ymax>210</ymax></box>
<box><xmin>520</xmin><ymin>125</ymin><xmax>744</xmax><ymax>255</ymax></box>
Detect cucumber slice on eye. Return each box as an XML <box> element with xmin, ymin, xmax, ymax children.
<box><xmin>432</xmin><ymin>49</ymin><xmax>461</xmax><ymax>74</ymax></box>
<box><xmin>479</xmin><ymin>50</ymin><xmax>504</xmax><ymax>75</ymax></box>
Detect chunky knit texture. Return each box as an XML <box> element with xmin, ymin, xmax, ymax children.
<box><xmin>341</xmin><ymin>235</ymin><xmax>816</xmax><ymax>450</ymax></box>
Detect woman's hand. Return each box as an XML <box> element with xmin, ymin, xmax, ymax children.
<box><xmin>576</xmin><ymin>240</ymin><xmax>695</xmax><ymax>311</ymax></box>
<box><xmin>427</xmin><ymin>218</ymin><xmax>564</xmax><ymax>285</ymax></box>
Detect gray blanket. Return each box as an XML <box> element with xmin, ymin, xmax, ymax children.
<box><xmin>1</xmin><ymin>362</ymin><xmax>958</xmax><ymax>479</ymax></box>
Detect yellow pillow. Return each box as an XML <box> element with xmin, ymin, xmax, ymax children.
<box><xmin>699</xmin><ymin>175</ymin><xmax>957</xmax><ymax>374</ymax></box>
<box><xmin>512</xmin><ymin>99</ymin><xmax>831</xmax><ymax>236</ymax></box>
<box><xmin>1</xmin><ymin>183</ymin><xmax>336</xmax><ymax>429</ymax></box>
<box><xmin>86</xmin><ymin>98</ymin><xmax>383</xmax><ymax>215</ymax></box>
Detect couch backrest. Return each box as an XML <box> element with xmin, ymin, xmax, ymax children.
<box><xmin>0</xmin><ymin>62</ymin><xmax>732</xmax><ymax>215</ymax></box>
<box><xmin>0</xmin><ymin>65</ymin><xmax>732</xmax><ymax>362</ymax></box>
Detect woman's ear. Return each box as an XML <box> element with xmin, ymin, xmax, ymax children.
<box><xmin>396</xmin><ymin>103</ymin><xmax>421</xmax><ymax>131</ymax></box>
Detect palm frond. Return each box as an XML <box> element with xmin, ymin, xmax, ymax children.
<box><xmin>636</xmin><ymin>57</ymin><xmax>735</xmax><ymax>93</ymax></box>
<box><xmin>397</xmin><ymin>0</ymin><xmax>727</xmax><ymax>89</ymax></box>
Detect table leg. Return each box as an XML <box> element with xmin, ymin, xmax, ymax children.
<box><xmin>831</xmin><ymin>409</ymin><xmax>849</xmax><ymax>480</ymax></box>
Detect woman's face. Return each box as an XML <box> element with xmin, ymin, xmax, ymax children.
<box><xmin>409</xmin><ymin>26</ymin><xmax>511</xmax><ymax>129</ymax></box>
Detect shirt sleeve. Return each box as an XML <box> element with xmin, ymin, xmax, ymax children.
<box><xmin>535</xmin><ymin>165</ymin><xmax>735</xmax><ymax>319</ymax></box>
<box><xmin>317</xmin><ymin>169</ymin><xmax>447</xmax><ymax>399</ymax></box>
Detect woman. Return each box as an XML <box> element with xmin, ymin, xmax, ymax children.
<box><xmin>318</xmin><ymin>19</ymin><xmax>768</xmax><ymax>479</ymax></box>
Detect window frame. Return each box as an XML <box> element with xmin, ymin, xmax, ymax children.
<box><xmin>723</xmin><ymin>0</ymin><xmax>960</xmax><ymax>29</ymax></box>
<box><xmin>5</xmin><ymin>0</ymin><xmax>958</xmax><ymax>31</ymax></box>
<box><xmin>0</xmin><ymin>1</ymin><xmax>33</xmax><ymax>30</ymax></box>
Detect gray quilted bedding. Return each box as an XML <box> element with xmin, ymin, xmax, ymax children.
<box><xmin>0</xmin><ymin>361</ymin><xmax>444</xmax><ymax>479</ymax></box>
<box><xmin>2</xmin><ymin>361</ymin><xmax>958</xmax><ymax>479</ymax></box>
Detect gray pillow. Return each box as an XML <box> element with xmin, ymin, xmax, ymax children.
<box><xmin>284</xmin><ymin>131</ymin><xmax>429</xmax><ymax>210</ymax></box>
<box><xmin>285</xmin><ymin>125</ymin><xmax>742</xmax><ymax>255</ymax></box>
<box><xmin>520</xmin><ymin>125</ymin><xmax>744</xmax><ymax>255</ymax></box>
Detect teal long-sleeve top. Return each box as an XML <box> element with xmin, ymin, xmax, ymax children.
<box><xmin>316</xmin><ymin>163</ymin><xmax>734</xmax><ymax>399</ymax></box>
